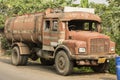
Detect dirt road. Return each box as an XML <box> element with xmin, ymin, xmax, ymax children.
<box><xmin>0</xmin><ymin>56</ymin><xmax>117</xmax><ymax>80</ymax></box>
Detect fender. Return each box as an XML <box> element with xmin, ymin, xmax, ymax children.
<box><xmin>12</xmin><ymin>42</ymin><xmax>30</xmax><ymax>55</ymax></box>
<box><xmin>53</xmin><ymin>45</ymin><xmax>72</xmax><ymax>60</ymax></box>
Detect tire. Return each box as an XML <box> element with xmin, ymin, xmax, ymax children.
<box><xmin>11</xmin><ymin>47</ymin><xmax>28</xmax><ymax>66</ymax></box>
<box><xmin>55</xmin><ymin>50</ymin><xmax>73</xmax><ymax>76</ymax></box>
<box><xmin>40</xmin><ymin>58</ymin><xmax>54</xmax><ymax>66</ymax></box>
<box><xmin>91</xmin><ymin>62</ymin><xmax>109</xmax><ymax>73</ymax></box>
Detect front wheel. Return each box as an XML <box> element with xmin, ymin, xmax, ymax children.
<box><xmin>11</xmin><ymin>47</ymin><xmax>28</xmax><ymax>66</ymax></box>
<box><xmin>55</xmin><ymin>50</ymin><xmax>73</xmax><ymax>76</ymax></box>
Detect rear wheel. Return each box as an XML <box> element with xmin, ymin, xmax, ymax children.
<box><xmin>91</xmin><ymin>62</ymin><xmax>109</xmax><ymax>73</ymax></box>
<box><xmin>11</xmin><ymin>47</ymin><xmax>28</xmax><ymax>66</ymax></box>
<box><xmin>55</xmin><ymin>50</ymin><xmax>73</xmax><ymax>76</ymax></box>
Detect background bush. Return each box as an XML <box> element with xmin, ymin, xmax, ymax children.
<box><xmin>109</xmin><ymin>59</ymin><xmax>116</xmax><ymax>74</ymax></box>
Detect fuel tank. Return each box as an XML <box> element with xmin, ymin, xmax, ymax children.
<box><xmin>4</xmin><ymin>13</ymin><xmax>44</xmax><ymax>43</ymax></box>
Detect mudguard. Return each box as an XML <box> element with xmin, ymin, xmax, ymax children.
<box><xmin>12</xmin><ymin>43</ymin><xmax>30</xmax><ymax>55</ymax></box>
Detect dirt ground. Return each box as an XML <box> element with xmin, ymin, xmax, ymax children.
<box><xmin>0</xmin><ymin>55</ymin><xmax>117</xmax><ymax>80</ymax></box>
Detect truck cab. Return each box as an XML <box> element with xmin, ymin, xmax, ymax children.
<box><xmin>42</xmin><ymin>7</ymin><xmax>117</xmax><ymax>75</ymax></box>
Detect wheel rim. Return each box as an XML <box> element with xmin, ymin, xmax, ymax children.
<box><xmin>58</xmin><ymin>56</ymin><xmax>66</xmax><ymax>70</ymax></box>
<box><xmin>55</xmin><ymin>51</ymin><xmax>73</xmax><ymax>75</ymax></box>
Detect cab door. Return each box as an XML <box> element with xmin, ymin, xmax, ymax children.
<box><xmin>42</xmin><ymin>19</ymin><xmax>59</xmax><ymax>51</ymax></box>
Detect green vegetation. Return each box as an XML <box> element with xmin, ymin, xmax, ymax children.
<box><xmin>109</xmin><ymin>59</ymin><xmax>116</xmax><ymax>74</ymax></box>
<box><xmin>1</xmin><ymin>37</ymin><xmax>9</xmax><ymax>49</ymax></box>
<box><xmin>73</xmin><ymin>67</ymin><xmax>93</xmax><ymax>73</ymax></box>
<box><xmin>0</xmin><ymin>0</ymin><xmax>119</xmax><ymax>74</ymax></box>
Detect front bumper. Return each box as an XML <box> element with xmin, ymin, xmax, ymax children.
<box><xmin>71</xmin><ymin>54</ymin><xmax>118</xmax><ymax>60</ymax></box>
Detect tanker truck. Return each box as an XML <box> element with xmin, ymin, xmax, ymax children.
<box><xmin>4</xmin><ymin>7</ymin><xmax>117</xmax><ymax>75</ymax></box>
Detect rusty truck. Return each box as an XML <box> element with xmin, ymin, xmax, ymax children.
<box><xmin>4</xmin><ymin>7</ymin><xmax>117</xmax><ymax>75</ymax></box>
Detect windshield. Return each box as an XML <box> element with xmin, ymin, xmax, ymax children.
<box><xmin>68</xmin><ymin>20</ymin><xmax>100</xmax><ymax>32</ymax></box>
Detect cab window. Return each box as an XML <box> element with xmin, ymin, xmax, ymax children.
<box><xmin>44</xmin><ymin>20</ymin><xmax>50</xmax><ymax>31</ymax></box>
<box><xmin>68</xmin><ymin>20</ymin><xmax>99</xmax><ymax>32</ymax></box>
<box><xmin>52</xmin><ymin>20</ymin><xmax>58</xmax><ymax>31</ymax></box>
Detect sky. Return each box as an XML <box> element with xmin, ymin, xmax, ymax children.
<box><xmin>89</xmin><ymin>0</ymin><xmax>108</xmax><ymax>4</ymax></box>
<box><xmin>72</xmin><ymin>0</ymin><xmax>108</xmax><ymax>5</ymax></box>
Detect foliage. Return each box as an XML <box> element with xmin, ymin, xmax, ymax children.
<box><xmin>80</xmin><ymin>0</ymin><xmax>89</xmax><ymax>8</ymax></box>
<box><xmin>109</xmin><ymin>59</ymin><xmax>116</xmax><ymax>74</ymax></box>
<box><xmin>1</xmin><ymin>37</ymin><xmax>10</xmax><ymax>49</ymax></box>
<box><xmin>0</xmin><ymin>0</ymin><xmax>71</xmax><ymax>28</ymax></box>
<box><xmin>79</xmin><ymin>67</ymin><xmax>93</xmax><ymax>72</ymax></box>
<box><xmin>73</xmin><ymin>67</ymin><xmax>93</xmax><ymax>73</ymax></box>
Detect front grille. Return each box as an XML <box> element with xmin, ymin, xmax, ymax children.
<box><xmin>90</xmin><ymin>38</ymin><xmax>109</xmax><ymax>54</ymax></box>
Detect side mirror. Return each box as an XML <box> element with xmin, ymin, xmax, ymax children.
<box><xmin>97</xmin><ymin>24</ymin><xmax>102</xmax><ymax>33</ymax></box>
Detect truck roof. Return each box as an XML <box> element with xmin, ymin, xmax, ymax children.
<box><xmin>45</xmin><ymin>12</ymin><xmax>101</xmax><ymax>23</ymax></box>
<box><xmin>6</xmin><ymin>8</ymin><xmax>101</xmax><ymax>23</ymax></box>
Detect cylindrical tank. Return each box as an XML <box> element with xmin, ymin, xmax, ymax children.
<box><xmin>4</xmin><ymin>13</ymin><xmax>44</xmax><ymax>43</ymax></box>
<box><xmin>116</xmin><ymin>56</ymin><xmax>120</xmax><ymax>80</ymax></box>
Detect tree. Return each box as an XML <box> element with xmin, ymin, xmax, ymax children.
<box><xmin>107</xmin><ymin>0</ymin><xmax>120</xmax><ymax>54</ymax></box>
<box><xmin>80</xmin><ymin>0</ymin><xmax>89</xmax><ymax>8</ymax></box>
<box><xmin>0</xmin><ymin>0</ymin><xmax>71</xmax><ymax>28</ymax></box>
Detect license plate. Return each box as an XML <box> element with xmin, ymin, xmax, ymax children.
<box><xmin>98</xmin><ymin>58</ymin><xmax>106</xmax><ymax>63</ymax></box>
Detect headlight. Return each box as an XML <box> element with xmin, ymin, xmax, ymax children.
<box><xmin>79</xmin><ymin>48</ymin><xmax>86</xmax><ymax>53</ymax></box>
<box><xmin>111</xmin><ymin>47</ymin><xmax>115</xmax><ymax>52</ymax></box>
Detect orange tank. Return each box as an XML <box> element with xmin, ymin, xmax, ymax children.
<box><xmin>4</xmin><ymin>13</ymin><xmax>44</xmax><ymax>43</ymax></box>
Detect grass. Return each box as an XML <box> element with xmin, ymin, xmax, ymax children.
<box><xmin>73</xmin><ymin>67</ymin><xmax>93</xmax><ymax>73</ymax></box>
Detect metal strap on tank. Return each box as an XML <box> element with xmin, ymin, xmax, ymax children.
<box><xmin>34</xmin><ymin>16</ymin><xmax>38</xmax><ymax>33</ymax></box>
<box><xmin>11</xmin><ymin>17</ymin><xmax>16</xmax><ymax>42</ymax></box>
